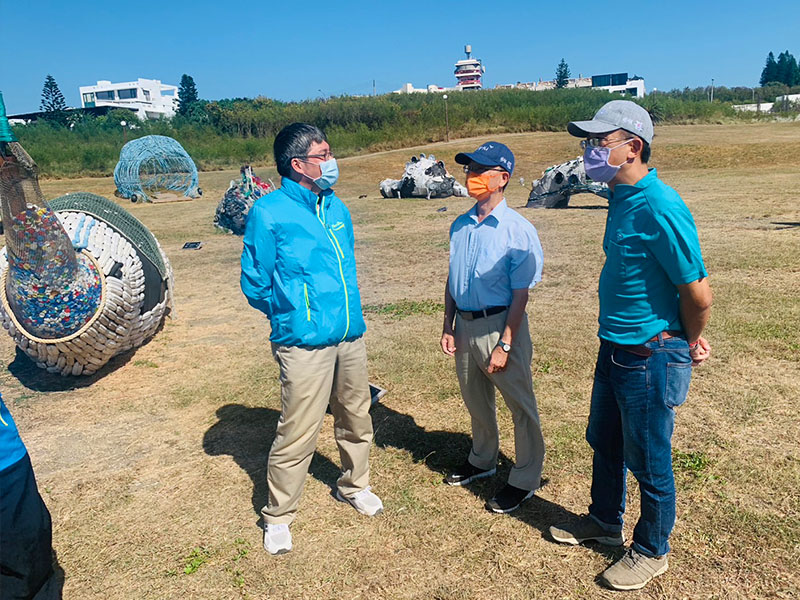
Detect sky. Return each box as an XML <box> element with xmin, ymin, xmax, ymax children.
<box><xmin>1</xmin><ymin>0</ymin><xmax>798</xmax><ymax>114</ymax></box>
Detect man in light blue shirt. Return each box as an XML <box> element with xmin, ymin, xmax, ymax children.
<box><xmin>440</xmin><ymin>141</ymin><xmax>546</xmax><ymax>514</ymax></box>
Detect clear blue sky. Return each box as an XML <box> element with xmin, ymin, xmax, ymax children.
<box><xmin>1</xmin><ymin>0</ymin><xmax>797</xmax><ymax>114</ymax></box>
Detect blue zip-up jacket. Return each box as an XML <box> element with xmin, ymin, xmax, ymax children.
<box><xmin>240</xmin><ymin>177</ymin><xmax>366</xmax><ymax>348</ymax></box>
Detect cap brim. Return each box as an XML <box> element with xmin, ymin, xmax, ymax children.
<box><xmin>454</xmin><ymin>151</ymin><xmax>497</xmax><ymax>167</ymax></box>
<box><xmin>567</xmin><ymin>119</ymin><xmax>620</xmax><ymax>138</ymax></box>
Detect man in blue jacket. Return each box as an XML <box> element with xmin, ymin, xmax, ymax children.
<box><xmin>241</xmin><ymin>123</ymin><xmax>382</xmax><ymax>555</ymax></box>
<box><xmin>0</xmin><ymin>394</ymin><xmax>56</xmax><ymax>599</ymax></box>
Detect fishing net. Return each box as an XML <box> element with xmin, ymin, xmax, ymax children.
<box><xmin>113</xmin><ymin>135</ymin><xmax>200</xmax><ymax>202</ymax></box>
<box><xmin>0</xmin><ymin>140</ymin><xmax>102</xmax><ymax>339</ymax></box>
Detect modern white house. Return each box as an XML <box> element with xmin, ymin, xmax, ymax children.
<box><xmin>79</xmin><ymin>79</ymin><xmax>179</xmax><ymax>120</ymax></box>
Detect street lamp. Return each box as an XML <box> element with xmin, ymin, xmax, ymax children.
<box><xmin>443</xmin><ymin>94</ymin><xmax>450</xmax><ymax>142</ymax></box>
<box><xmin>120</xmin><ymin>120</ymin><xmax>127</xmax><ymax>144</ymax></box>
<box><xmin>710</xmin><ymin>78</ymin><xmax>714</xmax><ymax>103</ymax></box>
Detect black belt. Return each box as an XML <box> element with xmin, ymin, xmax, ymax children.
<box><xmin>612</xmin><ymin>330</ymin><xmax>685</xmax><ymax>358</ymax></box>
<box><xmin>457</xmin><ymin>306</ymin><xmax>508</xmax><ymax>321</ymax></box>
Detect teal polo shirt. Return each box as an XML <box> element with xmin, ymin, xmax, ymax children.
<box><xmin>0</xmin><ymin>394</ymin><xmax>28</xmax><ymax>473</ymax></box>
<box><xmin>599</xmin><ymin>169</ymin><xmax>708</xmax><ymax>345</ymax></box>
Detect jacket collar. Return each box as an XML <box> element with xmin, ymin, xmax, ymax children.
<box><xmin>280</xmin><ymin>176</ymin><xmax>333</xmax><ymax>210</ymax></box>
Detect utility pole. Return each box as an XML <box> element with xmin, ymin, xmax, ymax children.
<box><xmin>373</xmin><ymin>79</ymin><xmax>376</xmax><ymax>96</ymax></box>
<box><xmin>443</xmin><ymin>94</ymin><xmax>450</xmax><ymax>142</ymax></box>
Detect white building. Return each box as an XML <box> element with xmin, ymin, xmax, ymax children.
<box><xmin>497</xmin><ymin>73</ymin><xmax>646</xmax><ymax>98</ymax></box>
<box><xmin>454</xmin><ymin>44</ymin><xmax>484</xmax><ymax>90</ymax></box>
<box><xmin>392</xmin><ymin>83</ymin><xmax>447</xmax><ymax>94</ymax></box>
<box><xmin>79</xmin><ymin>78</ymin><xmax>179</xmax><ymax>120</ymax></box>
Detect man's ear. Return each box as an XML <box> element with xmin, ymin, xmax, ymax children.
<box><xmin>628</xmin><ymin>137</ymin><xmax>644</xmax><ymax>161</ymax></box>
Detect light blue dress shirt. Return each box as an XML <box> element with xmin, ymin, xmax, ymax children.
<box><xmin>448</xmin><ymin>199</ymin><xmax>543</xmax><ymax>311</ymax></box>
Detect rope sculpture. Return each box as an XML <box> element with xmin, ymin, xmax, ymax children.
<box><xmin>214</xmin><ymin>166</ymin><xmax>274</xmax><ymax>235</ymax></box>
<box><xmin>113</xmin><ymin>135</ymin><xmax>201</xmax><ymax>203</ymax></box>
<box><xmin>380</xmin><ymin>154</ymin><xmax>468</xmax><ymax>199</ymax></box>
<box><xmin>526</xmin><ymin>156</ymin><xmax>609</xmax><ymax>209</ymax></box>
<box><xmin>0</xmin><ymin>94</ymin><xmax>173</xmax><ymax>376</ymax></box>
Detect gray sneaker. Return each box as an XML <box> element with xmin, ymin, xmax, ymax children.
<box><xmin>601</xmin><ymin>548</ymin><xmax>668</xmax><ymax>590</ymax></box>
<box><xmin>549</xmin><ymin>514</ymin><xmax>625</xmax><ymax>546</ymax></box>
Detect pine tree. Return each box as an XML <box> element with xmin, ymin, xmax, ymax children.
<box><xmin>555</xmin><ymin>59</ymin><xmax>571</xmax><ymax>89</ymax></box>
<box><xmin>775</xmin><ymin>51</ymin><xmax>800</xmax><ymax>86</ymax></box>
<box><xmin>178</xmin><ymin>74</ymin><xmax>198</xmax><ymax>116</ymax></box>
<box><xmin>40</xmin><ymin>74</ymin><xmax>67</xmax><ymax>113</ymax></box>
<box><xmin>759</xmin><ymin>52</ymin><xmax>779</xmax><ymax>86</ymax></box>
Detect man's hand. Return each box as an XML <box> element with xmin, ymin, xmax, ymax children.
<box><xmin>441</xmin><ymin>332</ymin><xmax>456</xmax><ymax>356</ymax></box>
<box><xmin>689</xmin><ymin>336</ymin><xmax>711</xmax><ymax>366</ymax></box>
<box><xmin>487</xmin><ymin>346</ymin><xmax>508</xmax><ymax>373</ymax></box>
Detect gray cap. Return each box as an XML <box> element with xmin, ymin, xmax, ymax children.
<box><xmin>568</xmin><ymin>99</ymin><xmax>653</xmax><ymax>144</ymax></box>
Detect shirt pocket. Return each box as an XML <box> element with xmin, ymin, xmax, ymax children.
<box><xmin>605</xmin><ymin>239</ymin><xmax>648</xmax><ymax>279</ymax></box>
<box><xmin>474</xmin><ymin>246</ymin><xmax>508</xmax><ymax>284</ymax></box>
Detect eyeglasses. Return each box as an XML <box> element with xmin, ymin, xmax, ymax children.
<box><xmin>580</xmin><ymin>137</ymin><xmax>633</xmax><ymax>150</ymax></box>
<box><xmin>463</xmin><ymin>164</ymin><xmax>505</xmax><ymax>175</ymax></box>
<box><xmin>295</xmin><ymin>151</ymin><xmax>334</xmax><ymax>161</ymax></box>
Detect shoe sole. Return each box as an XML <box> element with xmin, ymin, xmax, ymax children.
<box><xmin>486</xmin><ymin>489</ymin><xmax>535</xmax><ymax>514</ymax></box>
<box><xmin>601</xmin><ymin>562</ymin><xmax>668</xmax><ymax>590</ymax></box>
<box><xmin>335</xmin><ymin>490</ymin><xmax>384</xmax><ymax>517</ymax></box>
<box><xmin>445</xmin><ymin>467</ymin><xmax>496</xmax><ymax>487</ymax></box>
<box><xmin>265</xmin><ymin>545</ymin><xmax>292</xmax><ymax>555</ymax></box>
<box><xmin>550</xmin><ymin>530</ymin><xmax>625</xmax><ymax>546</ymax></box>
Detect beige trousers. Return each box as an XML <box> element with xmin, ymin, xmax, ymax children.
<box><xmin>263</xmin><ymin>337</ymin><xmax>373</xmax><ymax>525</ymax></box>
<box><xmin>454</xmin><ymin>311</ymin><xmax>545</xmax><ymax>491</ymax></box>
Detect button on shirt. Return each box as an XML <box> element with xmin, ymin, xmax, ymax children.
<box><xmin>449</xmin><ymin>199</ymin><xmax>543</xmax><ymax>311</ymax></box>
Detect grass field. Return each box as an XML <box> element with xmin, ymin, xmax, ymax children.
<box><xmin>2</xmin><ymin>121</ymin><xmax>799</xmax><ymax>599</ymax></box>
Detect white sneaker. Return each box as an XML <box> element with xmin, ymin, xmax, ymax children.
<box><xmin>263</xmin><ymin>523</ymin><xmax>292</xmax><ymax>555</ymax></box>
<box><xmin>336</xmin><ymin>486</ymin><xmax>384</xmax><ymax>517</ymax></box>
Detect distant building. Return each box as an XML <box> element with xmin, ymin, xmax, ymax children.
<box><xmin>454</xmin><ymin>45</ymin><xmax>484</xmax><ymax>90</ymax></box>
<box><xmin>392</xmin><ymin>83</ymin><xmax>447</xmax><ymax>94</ymax></box>
<box><xmin>79</xmin><ymin>79</ymin><xmax>178</xmax><ymax>120</ymax></box>
<box><xmin>497</xmin><ymin>72</ymin><xmax>646</xmax><ymax>98</ymax></box>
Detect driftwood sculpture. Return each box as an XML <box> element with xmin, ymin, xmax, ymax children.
<box><xmin>380</xmin><ymin>153</ymin><xmax>468</xmax><ymax>199</ymax></box>
<box><xmin>526</xmin><ymin>156</ymin><xmax>609</xmax><ymax>208</ymax></box>
<box><xmin>0</xmin><ymin>93</ymin><xmax>173</xmax><ymax>376</ymax></box>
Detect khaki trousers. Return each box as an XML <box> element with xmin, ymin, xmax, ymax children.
<box><xmin>263</xmin><ymin>337</ymin><xmax>373</xmax><ymax>525</ymax></box>
<box><xmin>454</xmin><ymin>311</ymin><xmax>545</xmax><ymax>491</ymax></box>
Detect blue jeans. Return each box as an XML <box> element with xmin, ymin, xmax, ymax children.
<box><xmin>586</xmin><ymin>335</ymin><xmax>693</xmax><ymax>557</ymax></box>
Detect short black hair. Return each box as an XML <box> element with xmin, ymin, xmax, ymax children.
<box><xmin>273</xmin><ymin>123</ymin><xmax>327</xmax><ymax>178</ymax></box>
<box><xmin>640</xmin><ymin>139</ymin><xmax>651</xmax><ymax>163</ymax></box>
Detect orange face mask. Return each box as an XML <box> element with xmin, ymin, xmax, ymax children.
<box><xmin>466</xmin><ymin>170</ymin><xmax>504</xmax><ymax>200</ymax></box>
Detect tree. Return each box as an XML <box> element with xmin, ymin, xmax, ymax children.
<box><xmin>555</xmin><ymin>59</ymin><xmax>571</xmax><ymax>89</ymax></box>
<box><xmin>760</xmin><ymin>52</ymin><xmax>778</xmax><ymax>86</ymax></box>
<box><xmin>178</xmin><ymin>74</ymin><xmax>198</xmax><ymax>116</ymax></box>
<box><xmin>40</xmin><ymin>74</ymin><xmax>67</xmax><ymax>113</ymax></box>
<box><xmin>775</xmin><ymin>51</ymin><xmax>800</xmax><ymax>87</ymax></box>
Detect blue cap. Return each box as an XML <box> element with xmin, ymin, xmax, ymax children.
<box><xmin>455</xmin><ymin>141</ymin><xmax>514</xmax><ymax>175</ymax></box>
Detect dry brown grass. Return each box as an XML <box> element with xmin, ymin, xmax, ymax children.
<box><xmin>2</xmin><ymin>121</ymin><xmax>799</xmax><ymax>599</ymax></box>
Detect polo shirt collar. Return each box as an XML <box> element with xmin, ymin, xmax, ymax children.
<box><xmin>610</xmin><ymin>168</ymin><xmax>657</xmax><ymax>202</ymax></box>
<box><xmin>469</xmin><ymin>198</ymin><xmax>508</xmax><ymax>224</ymax></box>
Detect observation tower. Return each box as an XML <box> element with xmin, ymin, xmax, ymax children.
<box><xmin>454</xmin><ymin>44</ymin><xmax>485</xmax><ymax>90</ymax></box>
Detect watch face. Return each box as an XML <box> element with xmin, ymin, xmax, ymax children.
<box><xmin>499</xmin><ymin>342</ymin><xmax>511</xmax><ymax>352</ymax></box>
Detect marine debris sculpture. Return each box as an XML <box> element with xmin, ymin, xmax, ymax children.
<box><xmin>0</xmin><ymin>93</ymin><xmax>173</xmax><ymax>376</ymax></box>
<box><xmin>114</xmin><ymin>134</ymin><xmax>201</xmax><ymax>203</ymax></box>
<box><xmin>380</xmin><ymin>153</ymin><xmax>468</xmax><ymax>199</ymax></box>
<box><xmin>214</xmin><ymin>165</ymin><xmax>274</xmax><ymax>235</ymax></box>
<box><xmin>526</xmin><ymin>157</ymin><xmax>609</xmax><ymax>208</ymax></box>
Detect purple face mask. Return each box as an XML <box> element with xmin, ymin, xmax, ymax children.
<box><xmin>583</xmin><ymin>139</ymin><xmax>632</xmax><ymax>183</ymax></box>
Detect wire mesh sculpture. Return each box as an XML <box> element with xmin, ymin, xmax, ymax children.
<box><xmin>380</xmin><ymin>153</ymin><xmax>468</xmax><ymax>199</ymax></box>
<box><xmin>113</xmin><ymin>135</ymin><xmax>201</xmax><ymax>203</ymax></box>
<box><xmin>526</xmin><ymin>156</ymin><xmax>609</xmax><ymax>209</ymax></box>
<box><xmin>0</xmin><ymin>93</ymin><xmax>173</xmax><ymax>376</ymax></box>
<box><xmin>214</xmin><ymin>166</ymin><xmax>274</xmax><ymax>235</ymax></box>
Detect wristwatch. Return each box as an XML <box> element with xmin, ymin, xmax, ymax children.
<box><xmin>497</xmin><ymin>341</ymin><xmax>511</xmax><ymax>353</ymax></box>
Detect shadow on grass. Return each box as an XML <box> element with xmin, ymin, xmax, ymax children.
<box><xmin>6</xmin><ymin>346</ymin><xmax>136</xmax><ymax>392</ymax></box>
<box><xmin>202</xmin><ymin>404</ymin><xmax>342</xmax><ymax>523</ymax></box>
<box><xmin>371</xmin><ymin>402</ymin><xmax>622</xmax><ymax>560</ymax></box>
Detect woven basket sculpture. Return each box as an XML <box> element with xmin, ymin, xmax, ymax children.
<box><xmin>0</xmin><ymin>94</ymin><xmax>173</xmax><ymax>376</ymax></box>
<box><xmin>113</xmin><ymin>134</ymin><xmax>200</xmax><ymax>203</ymax></box>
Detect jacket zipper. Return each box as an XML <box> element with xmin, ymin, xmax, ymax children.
<box><xmin>303</xmin><ymin>283</ymin><xmax>311</xmax><ymax>321</ymax></box>
<box><xmin>316</xmin><ymin>197</ymin><xmax>350</xmax><ymax>341</ymax></box>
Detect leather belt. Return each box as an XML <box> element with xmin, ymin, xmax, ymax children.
<box><xmin>612</xmin><ymin>330</ymin><xmax>685</xmax><ymax>358</ymax></box>
<box><xmin>457</xmin><ymin>306</ymin><xmax>508</xmax><ymax>321</ymax></box>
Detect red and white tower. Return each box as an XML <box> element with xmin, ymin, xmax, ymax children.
<box><xmin>454</xmin><ymin>44</ymin><xmax>485</xmax><ymax>90</ymax></box>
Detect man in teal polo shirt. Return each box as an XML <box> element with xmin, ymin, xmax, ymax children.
<box><xmin>549</xmin><ymin>101</ymin><xmax>712</xmax><ymax>591</ymax></box>
<box><xmin>440</xmin><ymin>141</ymin><xmax>546</xmax><ymax>514</ymax></box>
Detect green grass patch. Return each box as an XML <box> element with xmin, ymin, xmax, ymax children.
<box><xmin>363</xmin><ymin>299</ymin><xmax>444</xmax><ymax>319</ymax></box>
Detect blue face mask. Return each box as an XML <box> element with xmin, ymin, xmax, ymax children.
<box><xmin>306</xmin><ymin>158</ymin><xmax>339</xmax><ymax>190</ymax></box>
